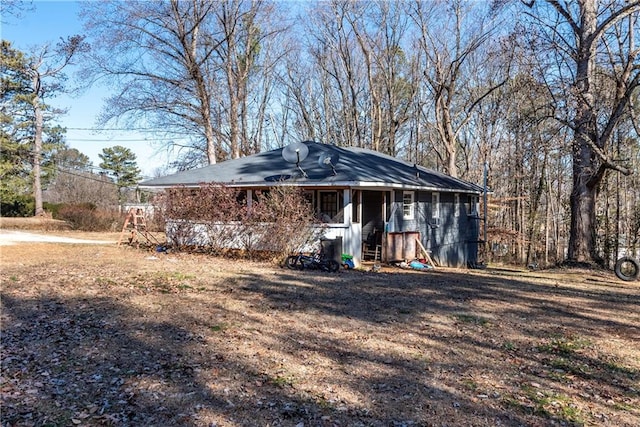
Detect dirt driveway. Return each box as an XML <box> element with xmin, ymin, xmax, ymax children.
<box><xmin>0</xmin><ymin>230</ymin><xmax>117</xmax><ymax>245</ymax></box>
<box><xmin>1</xmin><ymin>235</ymin><xmax>639</xmax><ymax>426</ymax></box>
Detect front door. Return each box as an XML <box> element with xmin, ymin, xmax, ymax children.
<box><xmin>361</xmin><ymin>191</ymin><xmax>385</xmax><ymax>259</ymax></box>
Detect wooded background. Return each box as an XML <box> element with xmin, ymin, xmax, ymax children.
<box><xmin>3</xmin><ymin>0</ymin><xmax>639</xmax><ymax>267</ymax></box>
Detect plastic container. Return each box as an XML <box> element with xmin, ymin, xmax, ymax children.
<box><xmin>341</xmin><ymin>253</ymin><xmax>354</xmax><ymax>269</ymax></box>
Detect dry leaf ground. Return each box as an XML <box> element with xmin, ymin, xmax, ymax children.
<box><xmin>1</xmin><ymin>231</ymin><xmax>639</xmax><ymax>426</ymax></box>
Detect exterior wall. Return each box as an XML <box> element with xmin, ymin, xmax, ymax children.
<box><xmin>163</xmin><ymin>186</ymin><xmax>478</xmax><ymax>268</ymax></box>
<box><xmin>387</xmin><ymin>190</ymin><xmax>479</xmax><ymax>267</ymax></box>
<box><xmin>165</xmin><ymin>218</ymin><xmax>362</xmax><ymax>266</ymax></box>
<box><xmin>428</xmin><ymin>192</ymin><xmax>464</xmax><ymax>267</ymax></box>
<box><xmin>165</xmin><ymin>220</ymin><xmax>344</xmax><ymax>251</ymax></box>
<box><xmin>166</xmin><ymin>220</ymin><xmax>246</xmax><ymax>248</ymax></box>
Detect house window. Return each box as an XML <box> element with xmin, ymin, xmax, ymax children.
<box><xmin>319</xmin><ymin>191</ymin><xmax>338</xmax><ymax>222</ymax></box>
<box><xmin>467</xmin><ymin>195</ymin><xmax>479</xmax><ymax>217</ymax></box>
<box><xmin>302</xmin><ymin>190</ymin><xmax>315</xmax><ymax>207</ymax></box>
<box><xmin>454</xmin><ymin>193</ymin><xmax>460</xmax><ymax>218</ymax></box>
<box><xmin>432</xmin><ymin>192</ymin><xmax>440</xmax><ymax>219</ymax></box>
<box><xmin>403</xmin><ymin>191</ymin><xmax>414</xmax><ymax>220</ymax></box>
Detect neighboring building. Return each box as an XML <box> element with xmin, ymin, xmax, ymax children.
<box><xmin>140</xmin><ymin>141</ymin><xmax>484</xmax><ymax>267</ymax></box>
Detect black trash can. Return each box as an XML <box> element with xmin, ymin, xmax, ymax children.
<box><xmin>321</xmin><ymin>237</ymin><xmax>343</xmax><ymax>265</ymax></box>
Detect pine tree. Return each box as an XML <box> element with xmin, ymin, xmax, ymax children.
<box><xmin>0</xmin><ymin>40</ymin><xmax>67</xmax><ymax>216</ymax></box>
<box><xmin>98</xmin><ymin>145</ymin><xmax>142</xmax><ymax>205</ymax></box>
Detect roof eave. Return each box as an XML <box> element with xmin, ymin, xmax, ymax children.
<box><xmin>139</xmin><ymin>180</ymin><xmax>483</xmax><ymax>194</ymax></box>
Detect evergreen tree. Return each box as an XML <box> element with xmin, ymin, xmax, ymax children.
<box><xmin>98</xmin><ymin>145</ymin><xmax>142</xmax><ymax>204</ymax></box>
<box><xmin>0</xmin><ymin>40</ymin><xmax>67</xmax><ymax>216</ymax></box>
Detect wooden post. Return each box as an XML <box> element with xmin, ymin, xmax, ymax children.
<box><xmin>415</xmin><ymin>238</ymin><xmax>436</xmax><ymax>268</ymax></box>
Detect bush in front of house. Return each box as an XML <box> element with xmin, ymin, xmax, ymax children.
<box><xmin>162</xmin><ymin>184</ymin><xmax>319</xmax><ymax>260</ymax></box>
<box><xmin>56</xmin><ymin>203</ymin><xmax>122</xmax><ymax>231</ymax></box>
<box><xmin>246</xmin><ymin>186</ymin><xmax>320</xmax><ymax>258</ymax></box>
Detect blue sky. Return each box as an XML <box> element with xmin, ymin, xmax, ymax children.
<box><xmin>2</xmin><ymin>1</ymin><xmax>170</xmax><ymax>177</ymax></box>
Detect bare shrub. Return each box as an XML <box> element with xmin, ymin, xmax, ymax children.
<box><xmin>57</xmin><ymin>204</ymin><xmax>122</xmax><ymax>232</ymax></box>
<box><xmin>133</xmin><ymin>195</ymin><xmax>167</xmax><ymax>233</ymax></box>
<box><xmin>164</xmin><ymin>185</ymin><xmax>248</xmax><ymax>253</ymax></box>
<box><xmin>248</xmin><ymin>186</ymin><xmax>321</xmax><ymax>258</ymax></box>
<box><xmin>46</xmin><ymin>170</ymin><xmax>118</xmax><ymax>209</ymax></box>
<box><xmin>162</xmin><ymin>184</ymin><xmax>319</xmax><ymax>259</ymax></box>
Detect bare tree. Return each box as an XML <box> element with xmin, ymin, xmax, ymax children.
<box><xmin>81</xmin><ymin>0</ymin><xmax>221</xmax><ymax>165</ymax></box>
<box><xmin>212</xmin><ymin>0</ymin><xmax>287</xmax><ymax>158</ymax></box>
<box><xmin>408</xmin><ymin>0</ymin><xmax>511</xmax><ymax>178</ymax></box>
<box><xmin>522</xmin><ymin>0</ymin><xmax>640</xmax><ymax>265</ymax></box>
<box><xmin>278</xmin><ymin>56</ymin><xmax>319</xmax><ymax>142</ymax></box>
<box><xmin>17</xmin><ymin>37</ymin><xmax>87</xmax><ymax>216</ymax></box>
<box><xmin>81</xmin><ymin>0</ymin><xmax>284</xmax><ymax>167</ymax></box>
<box><xmin>300</xmin><ymin>0</ymin><xmax>369</xmax><ymax>146</ymax></box>
<box><xmin>0</xmin><ymin>0</ymin><xmax>34</xmax><ymax>23</ymax></box>
<box><xmin>46</xmin><ymin>153</ymin><xmax>119</xmax><ymax>210</ymax></box>
<box><xmin>285</xmin><ymin>0</ymin><xmax>415</xmax><ymax>155</ymax></box>
<box><xmin>346</xmin><ymin>1</ymin><xmax>415</xmax><ymax>156</ymax></box>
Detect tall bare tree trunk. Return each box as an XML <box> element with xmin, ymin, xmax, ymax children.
<box><xmin>32</xmin><ymin>92</ymin><xmax>44</xmax><ymax>216</ymax></box>
<box><xmin>537</xmin><ymin>0</ymin><xmax>639</xmax><ymax>264</ymax></box>
<box><xmin>171</xmin><ymin>0</ymin><xmax>217</xmax><ymax>164</ymax></box>
<box><xmin>436</xmin><ymin>97</ymin><xmax>459</xmax><ymax>178</ymax></box>
<box><xmin>566</xmin><ymin>0</ymin><xmax>598</xmax><ymax>263</ymax></box>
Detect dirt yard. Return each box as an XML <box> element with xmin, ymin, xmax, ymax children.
<box><xmin>1</xmin><ymin>231</ymin><xmax>638</xmax><ymax>426</ymax></box>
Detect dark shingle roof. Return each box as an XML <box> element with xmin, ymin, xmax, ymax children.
<box><xmin>140</xmin><ymin>141</ymin><xmax>483</xmax><ymax>194</ymax></box>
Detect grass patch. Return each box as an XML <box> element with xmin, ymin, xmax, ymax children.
<box><xmin>613</xmin><ymin>401</ymin><xmax>639</xmax><ymax>411</ymax></box>
<box><xmin>453</xmin><ymin>313</ymin><xmax>490</xmax><ymax>326</ymax></box>
<box><xmin>271</xmin><ymin>375</ymin><xmax>295</xmax><ymax>388</ymax></box>
<box><xmin>549</xmin><ymin>357</ymin><xmax>592</xmax><ymax>376</ymax></box>
<box><xmin>461</xmin><ymin>378</ymin><xmax>478</xmax><ymax>391</ymax></box>
<box><xmin>412</xmin><ymin>352</ymin><xmax>431</xmax><ymax>366</ymax></box>
<box><xmin>125</xmin><ymin>271</ymin><xmax>199</xmax><ymax>293</ymax></box>
<box><xmin>95</xmin><ymin>277</ymin><xmax>118</xmax><ymax>286</ymax></box>
<box><xmin>537</xmin><ymin>334</ymin><xmax>591</xmax><ymax>355</ymax></box>
<box><xmin>152</xmin><ymin>282</ymin><xmax>172</xmax><ymax>294</ymax></box>
<box><xmin>603</xmin><ymin>360</ymin><xmax>639</xmax><ymax>378</ymax></box>
<box><xmin>509</xmin><ymin>385</ymin><xmax>585</xmax><ymax>425</ymax></box>
<box><xmin>503</xmin><ymin>341</ymin><xmax>518</xmax><ymax>351</ymax></box>
<box><xmin>168</xmin><ymin>272</ymin><xmax>196</xmax><ymax>280</ymax></box>
<box><xmin>209</xmin><ymin>323</ymin><xmax>228</xmax><ymax>332</ymax></box>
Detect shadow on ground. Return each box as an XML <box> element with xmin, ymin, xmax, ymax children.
<box><xmin>1</xmin><ymin>264</ymin><xmax>638</xmax><ymax>426</ymax></box>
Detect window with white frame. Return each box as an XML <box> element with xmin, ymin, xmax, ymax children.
<box><xmin>403</xmin><ymin>191</ymin><xmax>414</xmax><ymax>220</ymax></box>
<box><xmin>431</xmin><ymin>192</ymin><xmax>440</xmax><ymax>219</ymax></box>
<box><xmin>467</xmin><ymin>195</ymin><xmax>479</xmax><ymax>217</ymax></box>
<box><xmin>454</xmin><ymin>193</ymin><xmax>460</xmax><ymax>217</ymax></box>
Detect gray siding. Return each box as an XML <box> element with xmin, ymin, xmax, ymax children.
<box><xmin>388</xmin><ymin>190</ymin><xmax>479</xmax><ymax>267</ymax></box>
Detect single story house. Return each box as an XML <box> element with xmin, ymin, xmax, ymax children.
<box><xmin>140</xmin><ymin>141</ymin><xmax>484</xmax><ymax>267</ymax></box>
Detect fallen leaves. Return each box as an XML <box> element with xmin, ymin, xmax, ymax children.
<box><xmin>1</xmin><ymin>243</ymin><xmax>639</xmax><ymax>426</ymax></box>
